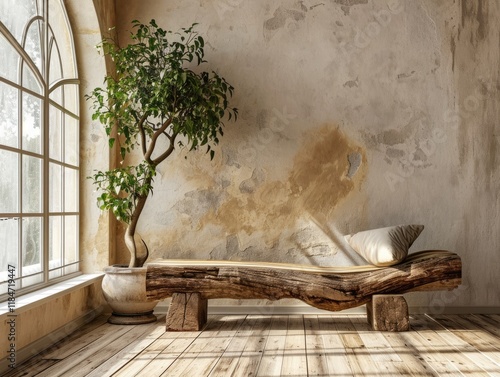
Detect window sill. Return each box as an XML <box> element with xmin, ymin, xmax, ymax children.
<box><xmin>0</xmin><ymin>273</ymin><xmax>104</xmax><ymax>317</ymax></box>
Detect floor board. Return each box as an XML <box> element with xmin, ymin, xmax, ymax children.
<box><xmin>5</xmin><ymin>313</ymin><xmax>500</xmax><ymax>377</ymax></box>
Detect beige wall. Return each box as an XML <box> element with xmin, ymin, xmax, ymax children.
<box><xmin>79</xmin><ymin>0</ymin><xmax>499</xmax><ymax>309</ymax></box>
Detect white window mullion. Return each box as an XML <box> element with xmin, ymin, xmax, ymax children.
<box><xmin>42</xmin><ymin>0</ymin><xmax>50</xmax><ymax>284</ymax></box>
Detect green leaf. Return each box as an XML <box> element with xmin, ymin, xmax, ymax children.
<box><xmin>86</xmin><ymin>19</ymin><xmax>238</xmax><ymax>228</ymax></box>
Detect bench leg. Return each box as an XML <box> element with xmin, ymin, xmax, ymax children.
<box><xmin>166</xmin><ymin>292</ymin><xmax>208</xmax><ymax>331</ymax></box>
<box><xmin>367</xmin><ymin>294</ymin><xmax>409</xmax><ymax>332</ymax></box>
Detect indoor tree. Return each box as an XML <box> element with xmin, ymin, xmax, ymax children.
<box><xmin>88</xmin><ymin>20</ymin><xmax>237</xmax><ymax>268</ymax></box>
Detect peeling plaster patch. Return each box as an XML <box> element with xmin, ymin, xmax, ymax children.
<box><xmin>343</xmin><ymin>77</ymin><xmax>358</xmax><ymax>88</ymax></box>
<box><xmin>408</xmin><ymin>0</ymin><xmax>441</xmax><ymax>74</ymax></box>
<box><xmin>369</xmin><ymin>122</ymin><xmax>415</xmax><ymax>147</ymax></box>
<box><xmin>292</xmin><ymin>227</ymin><xmax>315</xmax><ymax>245</ymax></box>
<box><xmin>334</xmin><ymin>0</ymin><xmax>368</xmax><ymax>16</ymax></box>
<box><xmin>310</xmin><ymin>244</ymin><xmax>331</xmax><ymax>255</ymax></box>
<box><xmin>380</xmin><ymin>128</ymin><xmax>411</xmax><ymax>146</ymax></box>
<box><xmin>386</xmin><ymin>147</ymin><xmax>405</xmax><ymax>159</ymax></box>
<box><xmin>265</xmin><ymin>6</ymin><xmax>306</xmax><ymax>31</ymax></box>
<box><xmin>476</xmin><ymin>0</ymin><xmax>489</xmax><ymax>41</ymax></box>
<box><xmin>397</xmin><ymin>71</ymin><xmax>416</xmax><ymax>79</ymax></box>
<box><xmin>90</xmin><ymin>133</ymin><xmax>100</xmax><ymax>143</ymax></box>
<box><xmin>310</xmin><ymin>3</ymin><xmax>325</xmax><ymax>10</ymax></box>
<box><xmin>361</xmin><ymin>115</ymin><xmax>435</xmax><ymax>170</ymax></box>
<box><xmin>290</xmin><ymin>227</ymin><xmax>333</xmax><ymax>256</ymax></box>
<box><xmin>264</xmin><ymin>2</ymin><xmax>307</xmax><ymax>41</ymax></box>
<box><xmin>461</xmin><ymin>0</ymin><xmax>470</xmax><ymax>28</ymax></box>
<box><xmin>412</xmin><ymin>148</ymin><xmax>430</xmax><ymax>165</ymax></box>
<box><xmin>209</xmin><ymin>244</ymin><xmax>225</xmax><ymax>260</ymax></box>
<box><xmin>222</xmin><ymin>146</ymin><xmax>241</xmax><ymax>168</ymax></box>
<box><xmin>173</xmin><ymin>189</ymin><xmax>223</xmax><ymax>229</ymax></box>
<box><xmin>460</xmin><ymin>0</ymin><xmax>489</xmax><ymax>46</ymax></box>
<box><xmin>363</xmin><ymin>111</ymin><xmax>453</xmax><ymax>177</ymax></box>
<box><xmin>334</xmin><ymin>0</ymin><xmax>368</xmax><ymax>5</ymax></box>
<box><xmin>226</xmin><ymin>234</ymin><xmax>241</xmax><ymax>255</ymax></box>
<box><xmin>239</xmin><ymin>167</ymin><xmax>266</xmax><ymax>194</ymax></box>
<box><xmin>347</xmin><ymin>152</ymin><xmax>361</xmax><ymax>178</ymax></box>
<box><xmin>450</xmin><ymin>36</ymin><xmax>456</xmax><ymax>72</ymax></box>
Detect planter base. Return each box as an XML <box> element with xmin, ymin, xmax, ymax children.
<box><xmin>102</xmin><ymin>265</ymin><xmax>159</xmax><ymax>325</ymax></box>
<box><xmin>108</xmin><ymin>310</ymin><xmax>157</xmax><ymax>325</ymax></box>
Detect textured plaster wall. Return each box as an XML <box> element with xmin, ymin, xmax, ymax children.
<box><xmin>91</xmin><ymin>0</ymin><xmax>499</xmax><ymax>309</ymax></box>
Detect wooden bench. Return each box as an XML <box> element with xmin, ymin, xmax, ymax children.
<box><xmin>145</xmin><ymin>250</ymin><xmax>461</xmax><ymax>332</ymax></box>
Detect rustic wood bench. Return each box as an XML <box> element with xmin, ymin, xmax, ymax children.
<box><xmin>145</xmin><ymin>250</ymin><xmax>461</xmax><ymax>332</ymax></box>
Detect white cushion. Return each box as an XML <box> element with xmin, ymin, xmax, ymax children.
<box><xmin>344</xmin><ymin>225</ymin><xmax>424</xmax><ymax>266</ymax></box>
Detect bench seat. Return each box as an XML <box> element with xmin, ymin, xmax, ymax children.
<box><xmin>145</xmin><ymin>250</ymin><xmax>461</xmax><ymax>332</ymax></box>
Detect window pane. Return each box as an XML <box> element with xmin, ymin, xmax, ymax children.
<box><xmin>64</xmin><ymin>166</ymin><xmax>77</xmax><ymax>212</ymax></box>
<box><xmin>22</xmin><ymin>63</ymin><xmax>43</xmax><ymax>94</ymax></box>
<box><xmin>0</xmin><ymin>82</ymin><xmax>19</xmax><ymax>148</ymax></box>
<box><xmin>0</xmin><ymin>33</ymin><xmax>21</xmax><ymax>84</ymax></box>
<box><xmin>49</xmin><ymin>105</ymin><xmax>62</xmax><ymax>160</ymax></box>
<box><xmin>22</xmin><ymin>92</ymin><xmax>42</xmax><ymax>153</ymax></box>
<box><xmin>64</xmin><ymin>113</ymin><xmax>78</xmax><ymax>165</ymax></box>
<box><xmin>23</xmin><ymin>155</ymin><xmax>42</xmax><ymax>213</ymax></box>
<box><xmin>48</xmin><ymin>33</ymin><xmax>62</xmax><ymax>85</ymax></box>
<box><xmin>22</xmin><ymin>216</ymin><xmax>42</xmax><ymax>268</ymax></box>
<box><xmin>49</xmin><ymin>84</ymin><xmax>62</xmax><ymax>104</ymax></box>
<box><xmin>0</xmin><ymin>217</ymin><xmax>19</xmax><ymax>295</ymax></box>
<box><xmin>50</xmin><ymin>84</ymin><xmax>79</xmax><ymax>114</ymax></box>
<box><xmin>49</xmin><ymin>162</ymin><xmax>62</xmax><ymax>212</ymax></box>
<box><xmin>49</xmin><ymin>215</ymin><xmax>62</xmax><ymax>279</ymax></box>
<box><xmin>21</xmin><ymin>215</ymin><xmax>43</xmax><ymax>288</ymax></box>
<box><xmin>24</xmin><ymin>20</ymin><xmax>43</xmax><ymax>75</ymax></box>
<box><xmin>64</xmin><ymin>215</ymin><xmax>77</xmax><ymax>265</ymax></box>
<box><xmin>21</xmin><ymin>271</ymin><xmax>43</xmax><ymax>288</ymax></box>
<box><xmin>49</xmin><ymin>0</ymin><xmax>76</xmax><ymax>78</ymax></box>
<box><xmin>64</xmin><ymin>84</ymin><xmax>78</xmax><ymax>115</ymax></box>
<box><xmin>0</xmin><ymin>0</ymin><xmax>38</xmax><ymax>45</ymax></box>
<box><xmin>0</xmin><ymin>150</ymin><xmax>19</xmax><ymax>213</ymax></box>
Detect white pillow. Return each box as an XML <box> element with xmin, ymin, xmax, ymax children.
<box><xmin>344</xmin><ymin>225</ymin><xmax>424</xmax><ymax>266</ymax></box>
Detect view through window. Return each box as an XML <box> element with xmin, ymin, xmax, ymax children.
<box><xmin>0</xmin><ymin>0</ymin><xmax>80</xmax><ymax>299</ymax></box>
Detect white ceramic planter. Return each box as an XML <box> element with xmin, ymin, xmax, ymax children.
<box><xmin>102</xmin><ymin>265</ymin><xmax>158</xmax><ymax>325</ymax></box>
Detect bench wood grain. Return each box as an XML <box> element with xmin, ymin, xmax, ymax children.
<box><xmin>146</xmin><ymin>250</ymin><xmax>461</xmax><ymax>331</ymax></box>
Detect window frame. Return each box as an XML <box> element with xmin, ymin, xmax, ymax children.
<box><xmin>0</xmin><ymin>0</ymin><xmax>81</xmax><ymax>301</ymax></box>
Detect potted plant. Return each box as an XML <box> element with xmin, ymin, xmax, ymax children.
<box><xmin>87</xmin><ymin>20</ymin><xmax>237</xmax><ymax>324</ymax></box>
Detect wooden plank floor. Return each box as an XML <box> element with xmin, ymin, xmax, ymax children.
<box><xmin>5</xmin><ymin>313</ymin><xmax>500</xmax><ymax>376</ymax></box>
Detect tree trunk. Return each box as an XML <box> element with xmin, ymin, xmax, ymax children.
<box><xmin>125</xmin><ymin>194</ymin><xmax>149</xmax><ymax>268</ymax></box>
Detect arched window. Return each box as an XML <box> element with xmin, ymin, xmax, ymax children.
<box><xmin>0</xmin><ymin>0</ymin><xmax>80</xmax><ymax>298</ymax></box>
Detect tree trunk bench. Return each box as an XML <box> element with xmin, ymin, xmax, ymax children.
<box><xmin>145</xmin><ymin>250</ymin><xmax>461</xmax><ymax>332</ymax></box>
